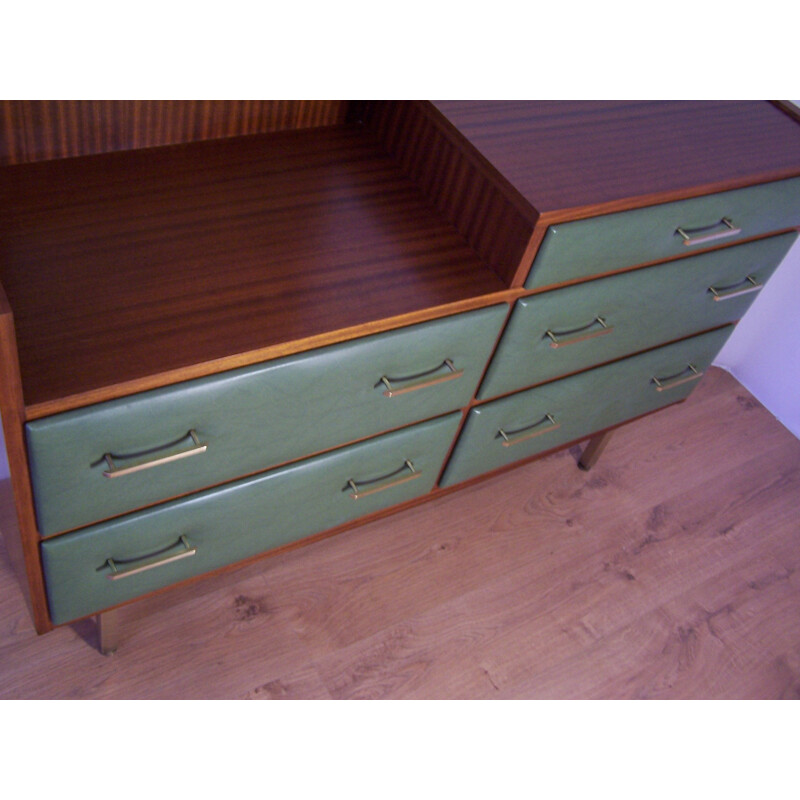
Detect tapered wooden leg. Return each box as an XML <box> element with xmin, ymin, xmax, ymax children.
<box><xmin>97</xmin><ymin>609</ymin><xmax>120</xmax><ymax>655</ymax></box>
<box><xmin>578</xmin><ymin>430</ymin><xmax>614</xmax><ymax>471</ymax></box>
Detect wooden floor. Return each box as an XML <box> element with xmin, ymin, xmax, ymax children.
<box><xmin>1</xmin><ymin>367</ymin><xmax>799</xmax><ymax>699</ymax></box>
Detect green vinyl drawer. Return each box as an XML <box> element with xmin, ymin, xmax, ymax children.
<box><xmin>41</xmin><ymin>412</ymin><xmax>461</xmax><ymax>625</ymax></box>
<box><xmin>526</xmin><ymin>176</ymin><xmax>800</xmax><ymax>289</ymax></box>
<box><xmin>480</xmin><ymin>232</ymin><xmax>797</xmax><ymax>399</ymax></box>
<box><xmin>441</xmin><ymin>326</ymin><xmax>733</xmax><ymax>487</ymax></box>
<box><xmin>27</xmin><ymin>304</ymin><xmax>506</xmax><ymax>537</ymax></box>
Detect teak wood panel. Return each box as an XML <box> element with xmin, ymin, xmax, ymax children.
<box><xmin>0</xmin><ymin>101</ymin><xmax>351</xmax><ymax>166</ymax></box>
<box><xmin>0</xmin><ymin>124</ymin><xmax>508</xmax><ymax>412</ymax></box>
<box><xmin>364</xmin><ymin>101</ymin><xmax>536</xmax><ymax>287</ymax></box>
<box><xmin>432</xmin><ymin>101</ymin><xmax>800</xmax><ymax>219</ymax></box>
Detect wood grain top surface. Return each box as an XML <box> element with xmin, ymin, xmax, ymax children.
<box><xmin>432</xmin><ymin>101</ymin><xmax>800</xmax><ymax>217</ymax></box>
<box><xmin>0</xmin><ymin>124</ymin><xmax>505</xmax><ymax>409</ymax></box>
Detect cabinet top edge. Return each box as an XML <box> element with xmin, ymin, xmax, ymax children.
<box><xmin>431</xmin><ymin>101</ymin><xmax>800</xmax><ymax>217</ymax></box>
<box><xmin>22</xmin><ymin>293</ymin><xmax>515</xmax><ymax>421</ymax></box>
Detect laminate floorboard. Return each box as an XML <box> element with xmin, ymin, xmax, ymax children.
<box><xmin>0</xmin><ymin>367</ymin><xmax>798</xmax><ymax>699</ymax></box>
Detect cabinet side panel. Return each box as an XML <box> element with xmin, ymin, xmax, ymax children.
<box><xmin>0</xmin><ymin>283</ymin><xmax>52</xmax><ymax>632</ymax></box>
<box><xmin>0</xmin><ymin>101</ymin><xmax>351</xmax><ymax>166</ymax></box>
<box><xmin>363</xmin><ymin>101</ymin><xmax>535</xmax><ymax>287</ymax></box>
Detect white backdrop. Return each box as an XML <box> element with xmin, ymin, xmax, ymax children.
<box><xmin>712</xmin><ymin>233</ymin><xmax>800</xmax><ymax>437</ymax></box>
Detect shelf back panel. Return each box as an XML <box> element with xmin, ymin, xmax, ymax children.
<box><xmin>0</xmin><ymin>101</ymin><xmax>352</xmax><ymax>166</ymax></box>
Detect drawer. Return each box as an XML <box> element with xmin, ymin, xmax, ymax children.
<box><xmin>27</xmin><ymin>304</ymin><xmax>506</xmax><ymax>536</ymax></box>
<box><xmin>525</xmin><ymin>176</ymin><xmax>800</xmax><ymax>289</ymax></box>
<box><xmin>41</xmin><ymin>412</ymin><xmax>461</xmax><ymax>624</ymax></box>
<box><xmin>480</xmin><ymin>232</ymin><xmax>797</xmax><ymax>399</ymax></box>
<box><xmin>441</xmin><ymin>327</ymin><xmax>733</xmax><ymax>487</ymax></box>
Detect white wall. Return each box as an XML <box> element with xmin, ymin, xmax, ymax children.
<box><xmin>710</xmin><ymin>102</ymin><xmax>800</xmax><ymax>440</ymax></box>
<box><xmin>712</xmin><ymin>233</ymin><xmax>800</xmax><ymax>438</ymax></box>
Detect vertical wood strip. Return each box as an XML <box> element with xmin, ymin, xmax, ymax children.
<box><xmin>0</xmin><ymin>281</ymin><xmax>52</xmax><ymax>633</ymax></box>
<box><xmin>363</xmin><ymin>101</ymin><xmax>536</xmax><ymax>287</ymax></box>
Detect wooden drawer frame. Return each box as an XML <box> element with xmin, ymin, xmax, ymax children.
<box><xmin>0</xmin><ymin>101</ymin><xmax>798</xmax><ymax>641</ymax></box>
<box><xmin>26</xmin><ymin>304</ymin><xmax>506</xmax><ymax>537</ymax></box>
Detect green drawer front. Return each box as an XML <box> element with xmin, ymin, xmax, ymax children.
<box><xmin>41</xmin><ymin>412</ymin><xmax>461</xmax><ymax>624</ymax></box>
<box><xmin>480</xmin><ymin>232</ymin><xmax>797</xmax><ymax>399</ymax></box>
<box><xmin>526</xmin><ymin>176</ymin><xmax>800</xmax><ymax>289</ymax></box>
<box><xmin>27</xmin><ymin>305</ymin><xmax>506</xmax><ymax>536</ymax></box>
<box><xmin>441</xmin><ymin>327</ymin><xmax>732</xmax><ymax>487</ymax></box>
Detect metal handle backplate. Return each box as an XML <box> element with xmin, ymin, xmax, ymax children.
<box><xmin>545</xmin><ymin>317</ymin><xmax>613</xmax><ymax>348</ymax></box>
<box><xmin>497</xmin><ymin>414</ymin><xmax>560</xmax><ymax>447</ymax></box>
<box><xmin>101</xmin><ymin>430</ymin><xmax>207</xmax><ymax>478</ymax></box>
<box><xmin>345</xmin><ymin>459</ymin><xmax>420</xmax><ymax>499</ymax></box>
<box><xmin>708</xmin><ymin>275</ymin><xmax>762</xmax><ymax>301</ymax></box>
<box><xmin>676</xmin><ymin>217</ymin><xmax>741</xmax><ymax>247</ymax></box>
<box><xmin>378</xmin><ymin>359</ymin><xmax>463</xmax><ymax>397</ymax></box>
<box><xmin>652</xmin><ymin>364</ymin><xmax>703</xmax><ymax>392</ymax></box>
<box><xmin>101</xmin><ymin>535</ymin><xmax>197</xmax><ymax>581</ymax></box>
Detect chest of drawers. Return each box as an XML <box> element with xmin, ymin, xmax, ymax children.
<box><xmin>1</xmin><ymin>100</ymin><xmax>799</xmax><ymax>647</ymax></box>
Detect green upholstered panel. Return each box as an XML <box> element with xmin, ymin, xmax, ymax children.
<box><xmin>525</xmin><ymin>177</ymin><xmax>800</xmax><ymax>289</ymax></box>
<box><xmin>441</xmin><ymin>327</ymin><xmax>733</xmax><ymax>487</ymax></box>
<box><xmin>481</xmin><ymin>233</ymin><xmax>797</xmax><ymax>399</ymax></box>
<box><xmin>42</xmin><ymin>412</ymin><xmax>461</xmax><ymax>624</ymax></box>
<box><xmin>27</xmin><ymin>305</ymin><xmax>506</xmax><ymax>536</ymax></box>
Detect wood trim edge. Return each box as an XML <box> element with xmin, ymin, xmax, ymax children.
<box><xmin>536</xmin><ymin>169</ymin><xmax>800</xmax><ymax>226</ymax></box>
<box><xmin>24</xmin><ymin>291</ymin><xmax>516</xmax><ymax>420</ymax></box>
<box><xmin>0</xmin><ymin>281</ymin><xmax>52</xmax><ymax>633</ymax></box>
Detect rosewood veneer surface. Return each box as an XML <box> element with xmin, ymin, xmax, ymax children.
<box><xmin>0</xmin><ymin>123</ymin><xmax>506</xmax><ymax>411</ymax></box>
<box><xmin>432</xmin><ymin>101</ymin><xmax>800</xmax><ymax>217</ymax></box>
<box><xmin>0</xmin><ymin>100</ymin><xmax>352</xmax><ymax>166</ymax></box>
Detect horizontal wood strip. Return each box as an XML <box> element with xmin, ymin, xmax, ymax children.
<box><xmin>23</xmin><ymin>293</ymin><xmax>514</xmax><ymax>421</ymax></box>
<box><xmin>0</xmin><ymin>101</ymin><xmax>350</xmax><ymax>165</ymax></box>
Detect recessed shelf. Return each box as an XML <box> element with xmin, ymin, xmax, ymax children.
<box><xmin>0</xmin><ymin>123</ymin><xmax>507</xmax><ymax>412</ymax></box>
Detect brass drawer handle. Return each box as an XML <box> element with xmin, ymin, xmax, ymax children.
<box><xmin>99</xmin><ymin>535</ymin><xmax>197</xmax><ymax>581</ymax></box>
<box><xmin>708</xmin><ymin>274</ymin><xmax>763</xmax><ymax>301</ymax></box>
<box><xmin>676</xmin><ymin>217</ymin><xmax>741</xmax><ymax>247</ymax></box>
<box><xmin>652</xmin><ymin>364</ymin><xmax>703</xmax><ymax>392</ymax></box>
<box><xmin>545</xmin><ymin>317</ymin><xmax>613</xmax><ymax>348</ymax></box>
<box><xmin>345</xmin><ymin>459</ymin><xmax>421</xmax><ymax>499</ymax></box>
<box><xmin>497</xmin><ymin>414</ymin><xmax>560</xmax><ymax>447</ymax></box>
<box><xmin>100</xmin><ymin>430</ymin><xmax>207</xmax><ymax>478</ymax></box>
<box><xmin>378</xmin><ymin>359</ymin><xmax>464</xmax><ymax>397</ymax></box>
